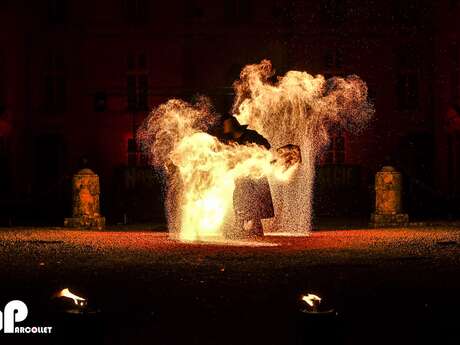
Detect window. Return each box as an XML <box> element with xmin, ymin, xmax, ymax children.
<box><xmin>0</xmin><ymin>52</ymin><xmax>5</xmax><ymax>115</ymax></box>
<box><xmin>0</xmin><ymin>135</ymin><xmax>8</xmax><ymax>193</ymax></box>
<box><xmin>182</xmin><ymin>55</ymin><xmax>195</xmax><ymax>85</ymax></box>
<box><xmin>450</xmin><ymin>43</ymin><xmax>459</xmax><ymax>103</ymax></box>
<box><xmin>450</xmin><ymin>0</ymin><xmax>460</xmax><ymax>9</ymax></box>
<box><xmin>396</xmin><ymin>74</ymin><xmax>418</xmax><ymax>110</ymax></box>
<box><xmin>392</xmin><ymin>0</ymin><xmax>419</xmax><ymax>26</ymax></box>
<box><xmin>324</xmin><ymin>48</ymin><xmax>344</xmax><ymax>70</ymax></box>
<box><xmin>272</xmin><ymin>0</ymin><xmax>293</xmax><ymax>25</ymax></box>
<box><xmin>34</xmin><ymin>134</ymin><xmax>64</xmax><ymax>192</ymax></box>
<box><xmin>396</xmin><ymin>47</ymin><xmax>419</xmax><ymax>111</ymax></box>
<box><xmin>48</xmin><ymin>0</ymin><xmax>67</xmax><ymax>24</ymax></box>
<box><xmin>224</xmin><ymin>0</ymin><xmax>252</xmax><ymax>24</ymax></box>
<box><xmin>320</xmin><ymin>0</ymin><xmax>346</xmax><ymax>25</ymax></box>
<box><xmin>44</xmin><ymin>54</ymin><xmax>66</xmax><ymax>113</ymax></box>
<box><xmin>125</xmin><ymin>0</ymin><xmax>148</xmax><ymax>24</ymax></box>
<box><xmin>94</xmin><ymin>92</ymin><xmax>107</xmax><ymax>112</ymax></box>
<box><xmin>323</xmin><ymin>131</ymin><xmax>346</xmax><ymax>164</ymax></box>
<box><xmin>0</xmin><ymin>136</ymin><xmax>4</xmax><ymax>155</ymax></box>
<box><xmin>127</xmin><ymin>138</ymin><xmax>137</xmax><ymax>166</ymax></box>
<box><xmin>185</xmin><ymin>0</ymin><xmax>204</xmax><ymax>21</ymax></box>
<box><xmin>367</xmin><ymin>84</ymin><xmax>377</xmax><ymax>105</ymax></box>
<box><xmin>127</xmin><ymin>137</ymin><xmax>149</xmax><ymax>166</ymax></box>
<box><xmin>127</xmin><ymin>52</ymin><xmax>149</xmax><ymax>111</ymax></box>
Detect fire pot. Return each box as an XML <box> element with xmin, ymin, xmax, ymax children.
<box><xmin>64</xmin><ymin>168</ymin><xmax>105</xmax><ymax>229</ymax></box>
<box><xmin>370</xmin><ymin>166</ymin><xmax>409</xmax><ymax>227</ymax></box>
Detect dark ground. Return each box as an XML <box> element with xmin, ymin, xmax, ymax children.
<box><xmin>1</xmin><ymin>226</ymin><xmax>460</xmax><ymax>345</ymax></box>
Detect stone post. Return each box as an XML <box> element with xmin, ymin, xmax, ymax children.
<box><xmin>64</xmin><ymin>168</ymin><xmax>105</xmax><ymax>229</ymax></box>
<box><xmin>370</xmin><ymin>166</ymin><xmax>409</xmax><ymax>227</ymax></box>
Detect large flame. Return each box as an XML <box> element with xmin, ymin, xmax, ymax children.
<box><xmin>172</xmin><ymin>132</ymin><xmax>297</xmax><ymax>240</ymax></box>
<box><xmin>138</xmin><ymin>60</ymin><xmax>373</xmax><ymax>241</ymax></box>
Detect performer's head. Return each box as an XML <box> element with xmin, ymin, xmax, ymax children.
<box><xmin>223</xmin><ymin>115</ymin><xmax>243</xmax><ymax>136</ymax></box>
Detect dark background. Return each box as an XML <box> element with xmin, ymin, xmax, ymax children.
<box><xmin>0</xmin><ymin>0</ymin><xmax>459</xmax><ymax>226</ymax></box>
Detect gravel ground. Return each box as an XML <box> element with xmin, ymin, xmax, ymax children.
<box><xmin>0</xmin><ymin>226</ymin><xmax>460</xmax><ymax>344</ymax></box>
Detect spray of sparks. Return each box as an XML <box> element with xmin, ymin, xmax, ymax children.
<box><xmin>139</xmin><ymin>60</ymin><xmax>373</xmax><ymax>241</ymax></box>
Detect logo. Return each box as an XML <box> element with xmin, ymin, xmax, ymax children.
<box><xmin>0</xmin><ymin>300</ymin><xmax>52</xmax><ymax>334</ymax></box>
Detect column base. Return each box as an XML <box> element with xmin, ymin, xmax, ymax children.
<box><xmin>64</xmin><ymin>216</ymin><xmax>105</xmax><ymax>230</ymax></box>
<box><xmin>370</xmin><ymin>213</ymin><xmax>409</xmax><ymax>228</ymax></box>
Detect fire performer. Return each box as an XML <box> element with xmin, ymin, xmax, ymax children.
<box><xmin>222</xmin><ymin>115</ymin><xmax>275</xmax><ymax>237</ymax></box>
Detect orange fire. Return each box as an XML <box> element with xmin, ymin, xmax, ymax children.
<box><xmin>56</xmin><ymin>288</ymin><xmax>87</xmax><ymax>307</ymax></box>
<box><xmin>138</xmin><ymin>60</ymin><xmax>373</xmax><ymax>241</ymax></box>
<box><xmin>301</xmin><ymin>293</ymin><xmax>322</xmax><ymax>308</ymax></box>
<box><xmin>171</xmin><ymin>132</ymin><xmax>298</xmax><ymax>240</ymax></box>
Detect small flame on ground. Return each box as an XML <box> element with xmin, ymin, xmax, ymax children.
<box><xmin>301</xmin><ymin>293</ymin><xmax>321</xmax><ymax>307</ymax></box>
<box><xmin>56</xmin><ymin>288</ymin><xmax>86</xmax><ymax>306</ymax></box>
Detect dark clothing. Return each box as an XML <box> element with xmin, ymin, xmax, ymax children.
<box><xmin>233</xmin><ymin>127</ymin><xmax>271</xmax><ymax>150</ymax></box>
<box><xmin>230</xmin><ymin>128</ymin><xmax>275</xmax><ymax>224</ymax></box>
<box><xmin>233</xmin><ymin>176</ymin><xmax>275</xmax><ymax>220</ymax></box>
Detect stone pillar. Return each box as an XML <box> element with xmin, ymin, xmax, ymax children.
<box><xmin>64</xmin><ymin>168</ymin><xmax>105</xmax><ymax>229</ymax></box>
<box><xmin>370</xmin><ymin>166</ymin><xmax>409</xmax><ymax>227</ymax></box>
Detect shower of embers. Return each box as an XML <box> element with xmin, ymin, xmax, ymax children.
<box><xmin>138</xmin><ymin>59</ymin><xmax>374</xmax><ymax>242</ymax></box>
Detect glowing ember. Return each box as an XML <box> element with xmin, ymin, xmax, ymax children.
<box><xmin>56</xmin><ymin>288</ymin><xmax>87</xmax><ymax>307</ymax></box>
<box><xmin>138</xmin><ymin>60</ymin><xmax>373</xmax><ymax>241</ymax></box>
<box><xmin>301</xmin><ymin>294</ymin><xmax>322</xmax><ymax>308</ymax></box>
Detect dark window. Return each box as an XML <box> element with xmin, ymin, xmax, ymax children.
<box><xmin>94</xmin><ymin>92</ymin><xmax>107</xmax><ymax>112</ymax></box>
<box><xmin>185</xmin><ymin>0</ymin><xmax>204</xmax><ymax>21</ymax></box>
<box><xmin>450</xmin><ymin>0</ymin><xmax>460</xmax><ymax>9</ymax></box>
<box><xmin>127</xmin><ymin>138</ymin><xmax>148</xmax><ymax>166</ymax></box>
<box><xmin>450</xmin><ymin>43</ymin><xmax>459</xmax><ymax>103</ymax></box>
<box><xmin>138</xmin><ymin>74</ymin><xmax>149</xmax><ymax>110</ymax></box>
<box><xmin>182</xmin><ymin>56</ymin><xmax>195</xmax><ymax>85</ymax></box>
<box><xmin>226</xmin><ymin>63</ymin><xmax>243</xmax><ymax>86</ymax></box>
<box><xmin>44</xmin><ymin>54</ymin><xmax>66</xmax><ymax>113</ymax></box>
<box><xmin>127</xmin><ymin>55</ymin><xmax>135</xmax><ymax>70</ymax></box>
<box><xmin>396</xmin><ymin>73</ymin><xmax>418</xmax><ymax>110</ymax></box>
<box><xmin>55</xmin><ymin>76</ymin><xmax>66</xmax><ymax>110</ymax></box>
<box><xmin>139</xmin><ymin>151</ymin><xmax>149</xmax><ymax>166</ymax></box>
<box><xmin>392</xmin><ymin>0</ymin><xmax>419</xmax><ymax>26</ymax></box>
<box><xmin>323</xmin><ymin>131</ymin><xmax>346</xmax><ymax>164</ymax></box>
<box><xmin>224</xmin><ymin>0</ymin><xmax>253</xmax><ymax>24</ymax></box>
<box><xmin>48</xmin><ymin>0</ymin><xmax>67</xmax><ymax>24</ymax></box>
<box><xmin>0</xmin><ymin>135</ymin><xmax>8</xmax><ymax>194</ymax></box>
<box><xmin>272</xmin><ymin>0</ymin><xmax>293</xmax><ymax>25</ymax></box>
<box><xmin>125</xmin><ymin>0</ymin><xmax>149</xmax><ymax>24</ymax></box>
<box><xmin>45</xmin><ymin>76</ymin><xmax>53</xmax><ymax>108</ymax></box>
<box><xmin>367</xmin><ymin>84</ymin><xmax>377</xmax><ymax>105</ymax></box>
<box><xmin>396</xmin><ymin>47</ymin><xmax>419</xmax><ymax>111</ymax></box>
<box><xmin>138</xmin><ymin>52</ymin><xmax>147</xmax><ymax>69</ymax></box>
<box><xmin>127</xmin><ymin>138</ymin><xmax>137</xmax><ymax>166</ymax></box>
<box><xmin>33</xmin><ymin>134</ymin><xmax>65</xmax><ymax>193</ymax></box>
<box><xmin>0</xmin><ymin>52</ymin><xmax>5</xmax><ymax>115</ymax></box>
<box><xmin>320</xmin><ymin>0</ymin><xmax>346</xmax><ymax>25</ymax></box>
<box><xmin>127</xmin><ymin>75</ymin><xmax>137</xmax><ymax>110</ymax></box>
<box><xmin>0</xmin><ymin>136</ymin><xmax>4</xmax><ymax>155</ymax></box>
<box><xmin>324</xmin><ymin>48</ymin><xmax>343</xmax><ymax>70</ymax></box>
<box><xmin>127</xmin><ymin>53</ymin><xmax>149</xmax><ymax>111</ymax></box>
